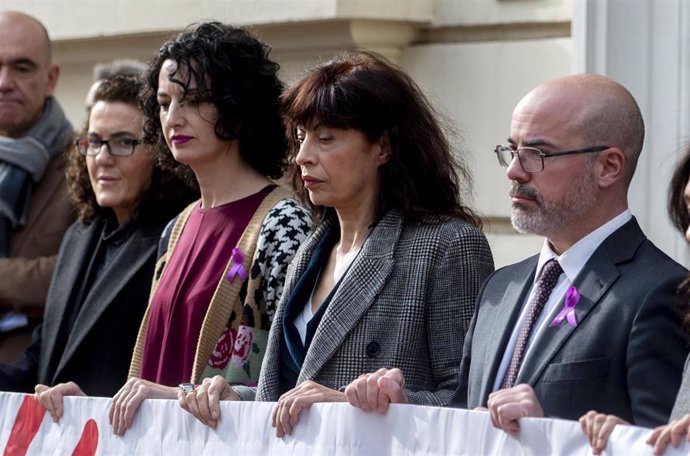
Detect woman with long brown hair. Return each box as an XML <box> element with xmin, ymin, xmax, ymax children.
<box><xmin>178</xmin><ymin>50</ymin><xmax>494</xmax><ymax>437</ymax></box>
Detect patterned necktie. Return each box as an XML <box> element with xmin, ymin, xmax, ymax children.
<box><xmin>500</xmin><ymin>258</ymin><xmax>563</xmax><ymax>389</ymax></box>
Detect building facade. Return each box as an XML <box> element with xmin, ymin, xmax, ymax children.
<box><xmin>4</xmin><ymin>0</ymin><xmax>684</xmax><ymax>266</ymax></box>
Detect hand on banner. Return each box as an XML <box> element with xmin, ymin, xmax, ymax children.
<box><xmin>578</xmin><ymin>410</ymin><xmax>629</xmax><ymax>455</ymax></box>
<box><xmin>486</xmin><ymin>383</ymin><xmax>543</xmax><ymax>434</ymax></box>
<box><xmin>178</xmin><ymin>375</ymin><xmax>239</xmax><ymax>428</ymax></box>
<box><xmin>109</xmin><ymin>377</ymin><xmax>177</xmax><ymax>436</ymax></box>
<box><xmin>272</xmin><ymin>380</ymin><xmax>346</xmax><ymax>438</ymax></box>
<box><xmin>34</xmin><ymin>382</ymin><xmax>86</xmax><ymax>423</ymax></box>
<box><xmin>647</xmin><ymin>414</ymin><xmax>690</xmax><ymax>455</ymax></box>
<box><xmin>344</xmin><ymin>367</ymin><xmax>408</xmax><ymax>414</ymax></box>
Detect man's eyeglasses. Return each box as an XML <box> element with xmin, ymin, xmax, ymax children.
<box><xmin>75</xmin><ymin>136</ymin><xmax>143</xmax><ymax>157</ymax></box>
<box><xmin>494</xmin><ymin>145</ymin><xmax>609</xmax><ymax>173</ymax></box>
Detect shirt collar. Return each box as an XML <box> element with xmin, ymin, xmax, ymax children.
<box><xmin>534</xmin><ymin>209</ymin><xmax>632</xmax><ymax>283</ymax></box>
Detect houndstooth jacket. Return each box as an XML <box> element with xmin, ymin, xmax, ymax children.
<box><xmin>235</xmin><ymin>209</ymin><xmax>494</xmax><ymax>405</ymax></box>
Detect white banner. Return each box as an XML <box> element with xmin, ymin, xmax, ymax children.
<box><xmin>0</xmin><ymin>391</ymin><xmax>685</xmax><ymax>455</ymax></box>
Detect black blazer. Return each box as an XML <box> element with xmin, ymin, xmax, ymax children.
<box><xmin>453</xmin><ymin>217</ymin><xmax>690</xmax><ymax>427</ymax></box>
<box><xmin>0</xmin><ymin>214</ymin><xmax>164</xmax><ymax>396</ymax></box>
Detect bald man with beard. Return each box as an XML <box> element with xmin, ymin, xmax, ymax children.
<box><xmin>0</xmin><ymin>11</ymin><xmax>74</xmax><ymax>363</ymax></box>
<box><xmin>344</xmin><ymin>74</ymin><xmax>689</xmax><ymax>435</ymax></box>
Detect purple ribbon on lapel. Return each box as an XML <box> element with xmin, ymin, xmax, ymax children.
<box><xmin>227</xmin><ymin>247</ymin><xmax>248</xmax><ymax>283</ymax></box>
<box><xmin>549</xmin><ymin>286</ymin><xmax>580</xmax><ymax>328</ymax></box>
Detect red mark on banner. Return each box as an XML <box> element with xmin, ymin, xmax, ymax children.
<box><xmin>3</xmin><ymin>395</ymin><xmax>46</xmax><ymax>456</ymax></box>
<box><xmin>71</xmin><ymin>419</ymin><xmax>99</xmax><ymax>456</ymax></box>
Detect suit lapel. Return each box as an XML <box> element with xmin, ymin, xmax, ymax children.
<box><xmin>517</xmin><ymin>217</ymin><xmax>644</xmax><ymax>386</ymax></box>
<box><xmin>53</xmin><ymin>222</ymin><xmax>158</xmax><ymax>379</ymax></box>
<box><xmin>296</xmin><ymin>212</ymin><xmax>401</xmax><ymax>383</ymax></box>
<box><xmin>477</xmin><ymin>259</ymin><xmax>536</xmax><ymax>402</ymax></box>
<box><xmin>38</xmin><ymin>222</ymin><xmax>98</xmax><ymax>382</ymax></box>
<box><xmin>517</xmin><ymin>259</ymin><xmax>619</xmax><ymax>386</ymax></box>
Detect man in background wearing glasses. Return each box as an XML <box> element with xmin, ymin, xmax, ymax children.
<box><xmin>0</xmin><ymin>12</ymin><xmax>74</xmax><ymax>364</ymax></box>
<box><xmin>345</xmin><ymin>74</ymin><xmax>689</xmax><ymax>434</ymax></box>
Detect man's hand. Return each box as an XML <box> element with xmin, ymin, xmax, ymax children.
<box><xmin>486</xmin><ymin>383</ymin><xmax>544</xmax><ymax>433</ymax></box>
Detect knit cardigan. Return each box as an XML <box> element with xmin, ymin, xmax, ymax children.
<box><xmin>129</xmin><ymin>186</ymin><xmax>311</xmax><ymax>385</ymax></box>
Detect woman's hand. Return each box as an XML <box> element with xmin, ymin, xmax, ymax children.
<box><xmin>578</xmin><ymin>411</ymin><xmax>628</xmax><ymax>455</ymax></box>
<box><xmin>34</xmin><ymin>382</ymin><xmax>86</xmax><ymax>423</ymax></box>
<box><xmin>271</xmin><ymin>380</ymin><xmax>345</xmax><ymax>438</ymax></box>
<box><xmin>647</xmin><ymin>415</ymin><xmax>690</xmax><ymax>455</ymax></box>
<box><xmin>177</xmin><ymin>375</ymin><xmax>239</xmax><ymax>428</ymax></box>
<box><xmin>344</xmin><ymin>368</ymin><xmax>408</xmax><ymax>414</ymax></box>
<box><xmin>108</xmin><ymin>377</ymin><xmax>177</xmax><ymax>436</ymax></box>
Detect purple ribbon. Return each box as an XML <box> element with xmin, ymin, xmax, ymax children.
<box><xmin>227</xmin><ymin>247</ymin><xmax>248</xmax><ymax>283</ymax></box>
<box><xmin>549</xmin><ymin>286</ymin><xmax>580</xmax><ymax>328</ymax></box>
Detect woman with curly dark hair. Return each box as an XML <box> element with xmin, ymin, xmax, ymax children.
<box><xmin>104</xmin><ymin>22</ymin><xmax>311</xmax><ymax>436</ymax></box>
<box><xmin>178</xmin><ymin>50</ymin><xmax>494</xmax><ymax>436</ymax></box>
<box><xmin>0</xmin><ymin>74</ymin><xmax>196</xmax><ymax>416</ymax></box>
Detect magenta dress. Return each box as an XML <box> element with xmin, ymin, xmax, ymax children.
<box><xmin>140</xmin><ymin>187</ymin><xmax>272</xmax><ymax>386</ymax></box>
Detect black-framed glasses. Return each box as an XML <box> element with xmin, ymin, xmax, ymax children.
<box><xmin>494</xmin><ymin>144</ymin><xmax>609</xmax><ymax>173</ymax></box>
<box><xmin>75</xmin><ymin>135</ymin><xmax>143</xmax><ymax>157</ymax></box>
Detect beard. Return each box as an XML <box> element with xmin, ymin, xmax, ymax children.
<box><xmin>510</xmin><ymin>169</ymin><xmax>597</xmax><ymax>236</ymax></box>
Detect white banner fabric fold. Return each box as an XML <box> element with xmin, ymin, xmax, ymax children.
<box><xmin>0</xmin><ymin>391</ymin><xmax>686</xmax><ymax>455</ymax></box>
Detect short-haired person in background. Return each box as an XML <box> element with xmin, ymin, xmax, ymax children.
<box><xmin>177</xmin><ymin>50</ymin><xmax>494</xmax><ymax>437</ymax></box>
<box><xmin>85</xmin><ymin>59</ymin><xmax>148</xmax><ymax>111</ymax></box>
<box><xmin>580</xmin><ymin>146</ymin><xmax>690</xmax><ymax>455</ymax></box>
<box><xmin>0</xmin><ymin>11</ymin><xmax>75</xmax><ymax>364</ymax></box>
<box><xmin>0</xmin><ymin>75</ymin><xmax>196</xmax><ymax>418</ymax></box>
<box><xmin>105</xmin><ymin>22</ymin><xmax>311</xmax><ymax>435</ymax></box>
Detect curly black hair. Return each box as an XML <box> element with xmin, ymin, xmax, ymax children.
<box><xmin>139</xmin><ymin>22</ymin><xmax>287</xmax><ymax>182</ymax></box>
<box><xmin>281</xmin><ymin>50</ymin><xmax>480</xmax><ymax>227</ymax></box>
<box><xmin>67</xmin><ymin>75</ymin><xmax>198</xmax><ymax>224</ymax></box>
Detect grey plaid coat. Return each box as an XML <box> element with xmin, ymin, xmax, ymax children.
<box><xmin>236</xmin><ymin>209</ymin><xmax>494</xmax><ymax>405</ymax></box>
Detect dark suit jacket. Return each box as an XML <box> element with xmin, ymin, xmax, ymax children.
<box><xmin>452</xmin><ymin>217</ymin><xmax>689</xmax><ymax>427</ymax></box>
<box><xmin>235</xmin><ymin>209</ymin><xmax>494</xmax><ymax>404</ymax></box>
<box><xmin>0</xmin><ymin>213</ymin><xmax>164</xmax><ymax>396</ymax></box>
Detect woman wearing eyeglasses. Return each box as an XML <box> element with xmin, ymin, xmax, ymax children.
<box><xmin>0</xmin><ymin>75</ymin><xmax>197</xmax><ymax>408</ymax></box>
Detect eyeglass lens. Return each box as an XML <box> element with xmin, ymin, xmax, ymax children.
<box><xmin>496</xmin><ymin>147</ymin><xmax>542</xmax><ymax>173</ymax></box>
<box><xmin>78</xmin><ymin>137</ymin><xmax>138</xmax><ymax>156</ymax></box>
